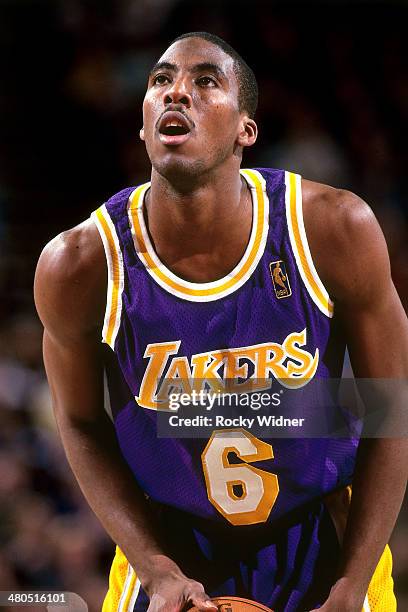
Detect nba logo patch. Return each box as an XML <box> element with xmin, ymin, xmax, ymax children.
<box><xmin>270</xmin><ymin>260</ymin><xmax>292</xmax><ymax>299</ymax></box>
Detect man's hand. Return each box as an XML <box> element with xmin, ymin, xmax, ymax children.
<box><xmin>143</xmin><ymin>555</ymin><xmax>218</xmax><ymax>612</ymax></box>
<box><xmin>309</xmin><ymin>577</ymin><xmax>366</xmax><ymax>612</ymax></box>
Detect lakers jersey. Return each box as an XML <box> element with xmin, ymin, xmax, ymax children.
<box><xmin>92</xmin><ymin>168</ymin><xmax>395</xmax><ymax>612</ymax></box>
<box><xmin>92</xmin><ymin>167</ymin><xmax>356</xmax><ymax>524</ymax></box>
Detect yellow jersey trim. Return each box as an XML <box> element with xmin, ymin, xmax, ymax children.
<box><xmin>91</xmin><ymin>206</ymin><xmax>124</xmax><ymax>349</ymax></box>
<box><xmin>127</xmin><ymin>169</ymin><xmax>269</xmax><ymax>302</ymax></box>
<box><xmin>285</xmin><ymin>171</ymin><xmax>334</xmax><ymax>318</ymax></box>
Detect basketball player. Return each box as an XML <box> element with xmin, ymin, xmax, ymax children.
<box><xmin>34</xmin><ymin>33</ymin><xmax>408</xmax><ymax>611</ymax></box>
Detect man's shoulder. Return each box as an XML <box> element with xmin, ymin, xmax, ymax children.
<box><xmin>302</xmin><ymin>178</ymin><xmax>371</xmax><ymax>228</ymax></box>
<box><xmin>34</xmin><ymin>218</ymin><xmax>106</xmax><ymax>338</ymax></box>
<box><xmin>39</xmin><ymin>218</ymin><xmax>104</xmax><ymax>284</ymax></box>
<box><xmin>301</xmin><ymin>178</ymin><xmax>378</xmax><ymax>261</ymax></box>
<box><xmin>300</xmin><ymin>178</ymin><xmax>388</xmax><ymax>302</ymax></box>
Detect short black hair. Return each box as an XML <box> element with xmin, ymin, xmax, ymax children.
<box><xmin>170</xmin><ymin>31</ymin><xmax>258</xmax><ymax>119</ymax></box>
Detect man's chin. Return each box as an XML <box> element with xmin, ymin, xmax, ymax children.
<box><xmin>152</xmin><ymin>156</ymin><xmax>208</xmax><ymax>189</ymax></box>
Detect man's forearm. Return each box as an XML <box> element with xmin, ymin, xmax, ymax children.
<box><xmin>337</xmin><ymin>438</ymin><xmax>407</xmax><ymax>598</ymax></box>
<box><xmin>56</xmin><ymin>409</ymin><xmax>169</xmax><ymax>583</ymax></box>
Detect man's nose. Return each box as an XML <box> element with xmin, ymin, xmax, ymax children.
<box><xmin>163</xmin><ymin>78</ymin><xmax>192</xmax><ymax>107</ymax></box>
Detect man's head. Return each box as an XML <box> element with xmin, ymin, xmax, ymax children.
<box><xmin>140</xmin><ymin>33</ymin><xmax>258</xmax><ymax>186</ymax></box>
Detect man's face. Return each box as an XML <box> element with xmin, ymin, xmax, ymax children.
<box><xmin>141</xmin><ymin>37</ymin><xmax>250</xmax><ymax>182</ymax></box>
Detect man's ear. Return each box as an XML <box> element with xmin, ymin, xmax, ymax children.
<box><xmin>237</xmin><ymin>117</ymin><xmax>258</xmax><ymax>148</ymax></box>
<box><xmin>139</xmin><ymin>127</ymin><xmax>145</xmax><ymax>141</ymax></box>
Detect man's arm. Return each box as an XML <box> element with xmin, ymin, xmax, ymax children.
<box><xmin>303</xmin><ymin>181</ymin><xmax>408</xmax><ymax>611</ymax></box>
<box><xmin>34</xmin><ymin>220</ymin><xmax>217</xmax><ymax>612</ymax></box>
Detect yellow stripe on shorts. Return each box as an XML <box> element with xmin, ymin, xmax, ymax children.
<box><xmin>103</xmin><ymin>546</ymin><xmax>141</xmax><ymax>612</ymax></box>
<box><xmin>325</xmin><ymin>486</ymin><xmax>396</xmax><ymax>612</ymax></box>
<box><xmin>364</xmin><ymin>544</ymin><xmax>396</xmax><ymax>611</ymax></box>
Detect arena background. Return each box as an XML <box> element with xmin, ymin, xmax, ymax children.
<box><xmin>0</xmin><ymin>0</ymin><xmax>407</xmax><ymax>610</ymax></box>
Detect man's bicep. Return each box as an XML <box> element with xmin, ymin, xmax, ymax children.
<box><xmin>335</xmin><ymin>213</ymin><xmax>408</xmax><ymax>378</ymax></box>
<box><xmin>43</xmin><ymin>329</ymin><xmax>105</xmax><ymax>426</ymax></box>
<box><xmin>341</xmin><ymin>282</ymin><xmax>408</xmax><ymax>378</ymax></box>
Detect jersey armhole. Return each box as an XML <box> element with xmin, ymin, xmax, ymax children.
<box><xmin>285</xmin><ymin>171</ymin><xmax>334</xmax><ymax>318</ymax></box>
<box><xmin>90</xmin><ymin>205</ymin><xmax>124</xmax><ymax>349</ymax></box>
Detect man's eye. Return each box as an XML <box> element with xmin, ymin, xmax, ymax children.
<box><xmin>153</xmin><ymin>74</ymin><xmax>170</xmax><ymax>85</ymax></box>
<box><xmin>196</xmin><ymin>76</ymin><xmax>216</xmax><ymax>87</ymax></box>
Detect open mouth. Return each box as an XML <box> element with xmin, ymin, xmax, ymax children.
<box><xmin>160</xmin><ymin>123</ymin><xmax>190</xmax><ymax>136</ymax></box>
<box><xmin>158</xmin><ymin>112</ymin><xmax>192</xmax><ymax>146</ymax></box>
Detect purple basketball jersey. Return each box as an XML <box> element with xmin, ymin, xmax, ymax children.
<box><xmin>91</xmin><ymin>168</ymin><xmax>357</xmax><ymax>529</ymax></box>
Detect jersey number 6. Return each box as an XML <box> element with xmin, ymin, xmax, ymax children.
<box><xmin>201</xmin><ymin>429</ymin><xmax>279</xmax><ymax>526</ymax></box>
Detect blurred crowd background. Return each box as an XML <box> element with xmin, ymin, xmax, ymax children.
<box><xmin>0</xmin><ymin>0</ymin><xmax>407</xmax><ymax>610</ymax></box>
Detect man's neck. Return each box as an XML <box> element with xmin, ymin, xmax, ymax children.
<box><xmin>144</xmin><ymin>163</ymin><xmax>252</xmax><ymax>283</ymax></box>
